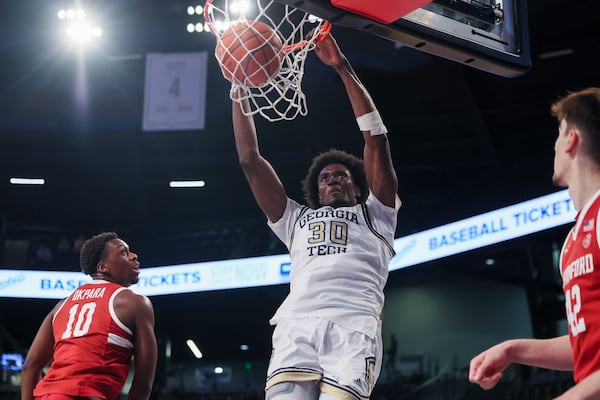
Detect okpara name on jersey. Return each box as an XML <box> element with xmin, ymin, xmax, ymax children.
<box><xmin>71</xmin><ymin>286</ymin><xmax>107</xmax><ymax>301</ymax></box>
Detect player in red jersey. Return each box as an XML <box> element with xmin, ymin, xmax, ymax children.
<box><xmin>21</xmin><ymin>232</ymin><xmax>157</xmax><ymax>400</ymax></box>
<box><xmin>469</xmin><ymin>87</ymin><xmax>600</xmax><ymax>399</ymax></box>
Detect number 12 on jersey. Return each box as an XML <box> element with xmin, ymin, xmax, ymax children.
<box><xmin>566</xmin><ymin>284</ymin><xmax>587</xmax><ymax>336</ymax></box>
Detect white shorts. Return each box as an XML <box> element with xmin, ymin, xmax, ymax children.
<box><xmin>266</xmin><ymin>317</ymin><xmax>382</xmax><ymax>400</ymax></box>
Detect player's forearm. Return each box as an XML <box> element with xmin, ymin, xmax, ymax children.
<box><xmin>19</xmin><ymin>369</ymin><xmax>37</xmax><ymax>400</ymax></box>
<box><xmin>127</xmin><ymin>357</ymin><xmax>155</xmax><ymax>400</ymax></box>
<box><xmin>334</xmin><ymin>56</ymin><xmax>397</xmax><ymax>202</ymax></box>
<box><xmin>504</xmin><ymin>336</ymin><xmax>573</xmax><ymax>371</ymax></box>
<box><xmin>334</xmin><ymin>57</ymin><xmax>377</xmax><ymax>118</ymax></box>
<box><xmin>126</xmin><ymin>379</ymin><xmax>153</xmax><ymax>400</ymax></box>
<box><xmin>232</xmin><ymin>100</ymin><xmax>260</xmax><ymax>159</ymax></box>
<box><xmin>232</xmin><ymin>101</ymin><xmax>273</xmax><ymax>180</ymax></box>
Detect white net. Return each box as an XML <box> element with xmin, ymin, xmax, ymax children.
<box><xmin>205</xmin><ymin>0</ymin><xmax>330</xmax><ymax>122</ymax></box>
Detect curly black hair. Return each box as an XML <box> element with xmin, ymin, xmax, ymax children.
<box><xmin>301</xmin><ymin>149</ymin><xmax>368</xmax><ymax>209</ymax></box>
<box><xmin>80</xmin><ymin>232</ymin><xmax>119</xmax><ymax>275</ymax></box>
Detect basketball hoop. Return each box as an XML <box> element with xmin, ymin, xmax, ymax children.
<box><xmin>205</xmin><ymin>0</ymin><xmax>331</xmax><ymax>122</ymax></box>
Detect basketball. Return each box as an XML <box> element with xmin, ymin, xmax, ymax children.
<box><xmin>216</xmin><ymin>20</ymin><xmax>283</xmax><ymax>88</ymax></box>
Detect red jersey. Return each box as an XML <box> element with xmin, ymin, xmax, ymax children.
<box><xmin>33</xmin><ymin>280</ymin><xmax>135</xmax><ymax>400</ymax></box>
<box><xmin>560</xmin><ymin>190</ymin><xmax>600</xmax><ymax>382</ymax></box>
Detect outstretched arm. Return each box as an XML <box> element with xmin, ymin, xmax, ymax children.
<box><xmin>232</xmin><ymin>96</ymin><xmax>288</xmax><ymax>222</ymax></box>
<box><xmin>469</xmin><ymin>336</ymin><xmax>573</xmax><ymax>390</ymax></box>
<box><xmin>314</xmin><ymin>34</ymin><xmax>398</xmax><ymax>208</ymax></box>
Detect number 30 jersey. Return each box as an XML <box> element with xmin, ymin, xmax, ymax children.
<box><xmin>33</xmin><ymin>280</ymin><xmax>134</xmax><ymax>400</ymax></box>
<box><xmin>268</xmin><ymin>193</ymin><xmax>400</xmax><ymax>338</ymax></box>
<box><xmin>561</xmin><ymin>190</ymin><xmax>600</xmax><ymax>383</ymax></box>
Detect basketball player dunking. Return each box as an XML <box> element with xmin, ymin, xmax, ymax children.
<box><xmin>229</xmin><ymin>32</ymin><xmax>400</xmax><ymax>400</ymax></box>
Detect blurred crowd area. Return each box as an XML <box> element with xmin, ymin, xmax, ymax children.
<box><xmin>1</xmin><ymin>219</ymin><xmax>286</xmax><ymax>271</ymax></box>
<box><xmin>2</xmin><ymin>233</ymin><xmax>87</xmax><ymax>271</ymax></box>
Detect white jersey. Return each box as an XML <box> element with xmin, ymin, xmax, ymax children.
<box><xmin>268</xmin><ymin>193</ymin><xmax>400</xmax><ymax>338</ymax></box>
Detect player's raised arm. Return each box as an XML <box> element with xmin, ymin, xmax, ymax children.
<box><xmin>314</xmin><ymin>34</ymin><xmax>398</xmax><ymax>208</ymax></box>
<box><xmin>232</xmin><ymin>97</ymin><xmax>288</xmax><ymax>222</ymax></box>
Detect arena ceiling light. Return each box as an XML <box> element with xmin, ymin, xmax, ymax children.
<box><xmin>57</xmin><ymin>8</ymin><xmax>102</xmax><ymax>44</ymax></box>
<box><xmin>185</xmin><ymin>339</ymin><xmax>203</xmax><ymax>359</ymax></box>
<box><xmin>65</xmin><ymin>22</ymin><xmax>103</xmax><ymax>42</ymax></box>
<box><xmin>229</xmin><ymin>0</ymin><xmax>250</xmax><ymax>14</ymax></box>
<box><xmin>169</xmin><ymin>180</ymin><xmax>206</xmax><ymax>188</ymax></box>
<box><xmin>9</xmin><ymin>177</ymin><xmax>45</xmax><ymax>185</ymax></box>
<box><xmin>186</xmin><ymin>1</ymin><xmax>253</xmax><ymax>34</ymax></box>
<box><xmin>187</xmin><ymin>4</ymin><xmax>204</xmax><ymax>16</ymax></box>
<box><xmin>186</xmin><ymin>3</ymin><xmax>209</xmax><ymax>33</ymax></box>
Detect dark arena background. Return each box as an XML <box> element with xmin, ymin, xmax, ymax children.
<box><xmin>1</xmin><ymin>0</ymin><xmax>599</xmax><ymax>399</ymax></box>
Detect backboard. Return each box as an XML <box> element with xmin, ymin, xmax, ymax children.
<box><xmin>276</xmin><ymin>0</ymin><xmax>531</xmax><ymax>78</ymax></box>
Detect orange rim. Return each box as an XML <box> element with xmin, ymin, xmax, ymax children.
<box><xmin>204</xmin><ymin>0</ymin><xmax>331</xmax><ymax>52</ymax></box>
<box><xmin>204</xmin><ymin>0</ymin><xmax>218</xmax><ymax>37</ymax></box>
<box><xmin>283</xmin><ymin>21</ymin><xmax>332</xmax><ymax>53</ymax></box>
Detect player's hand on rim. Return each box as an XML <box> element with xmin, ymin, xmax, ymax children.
<box><xmin>312</xmin><ymin>32</ymin><xmax>344</xmax><ymax>67</ymax></box>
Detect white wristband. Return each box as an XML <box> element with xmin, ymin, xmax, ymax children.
<box><xmin>356</xmin><ymin>110</ymin><xmax>388</xmax><ymax>136</ymax></box>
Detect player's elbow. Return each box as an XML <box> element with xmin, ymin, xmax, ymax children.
<box><xmin>21</xmin><ymin>359</ymin><xmax>42</xmax><ymax>381</ymax></box>
<box><xmin>238</xmin><ymin>151</ymin><xmax>263</xmax><ymax>173</ymax></box>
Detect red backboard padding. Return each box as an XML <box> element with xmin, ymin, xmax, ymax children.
<box><xmin>330</xmin><ymin>0</ymin><xmax>433</xmax><ymax>24</ymax></box>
